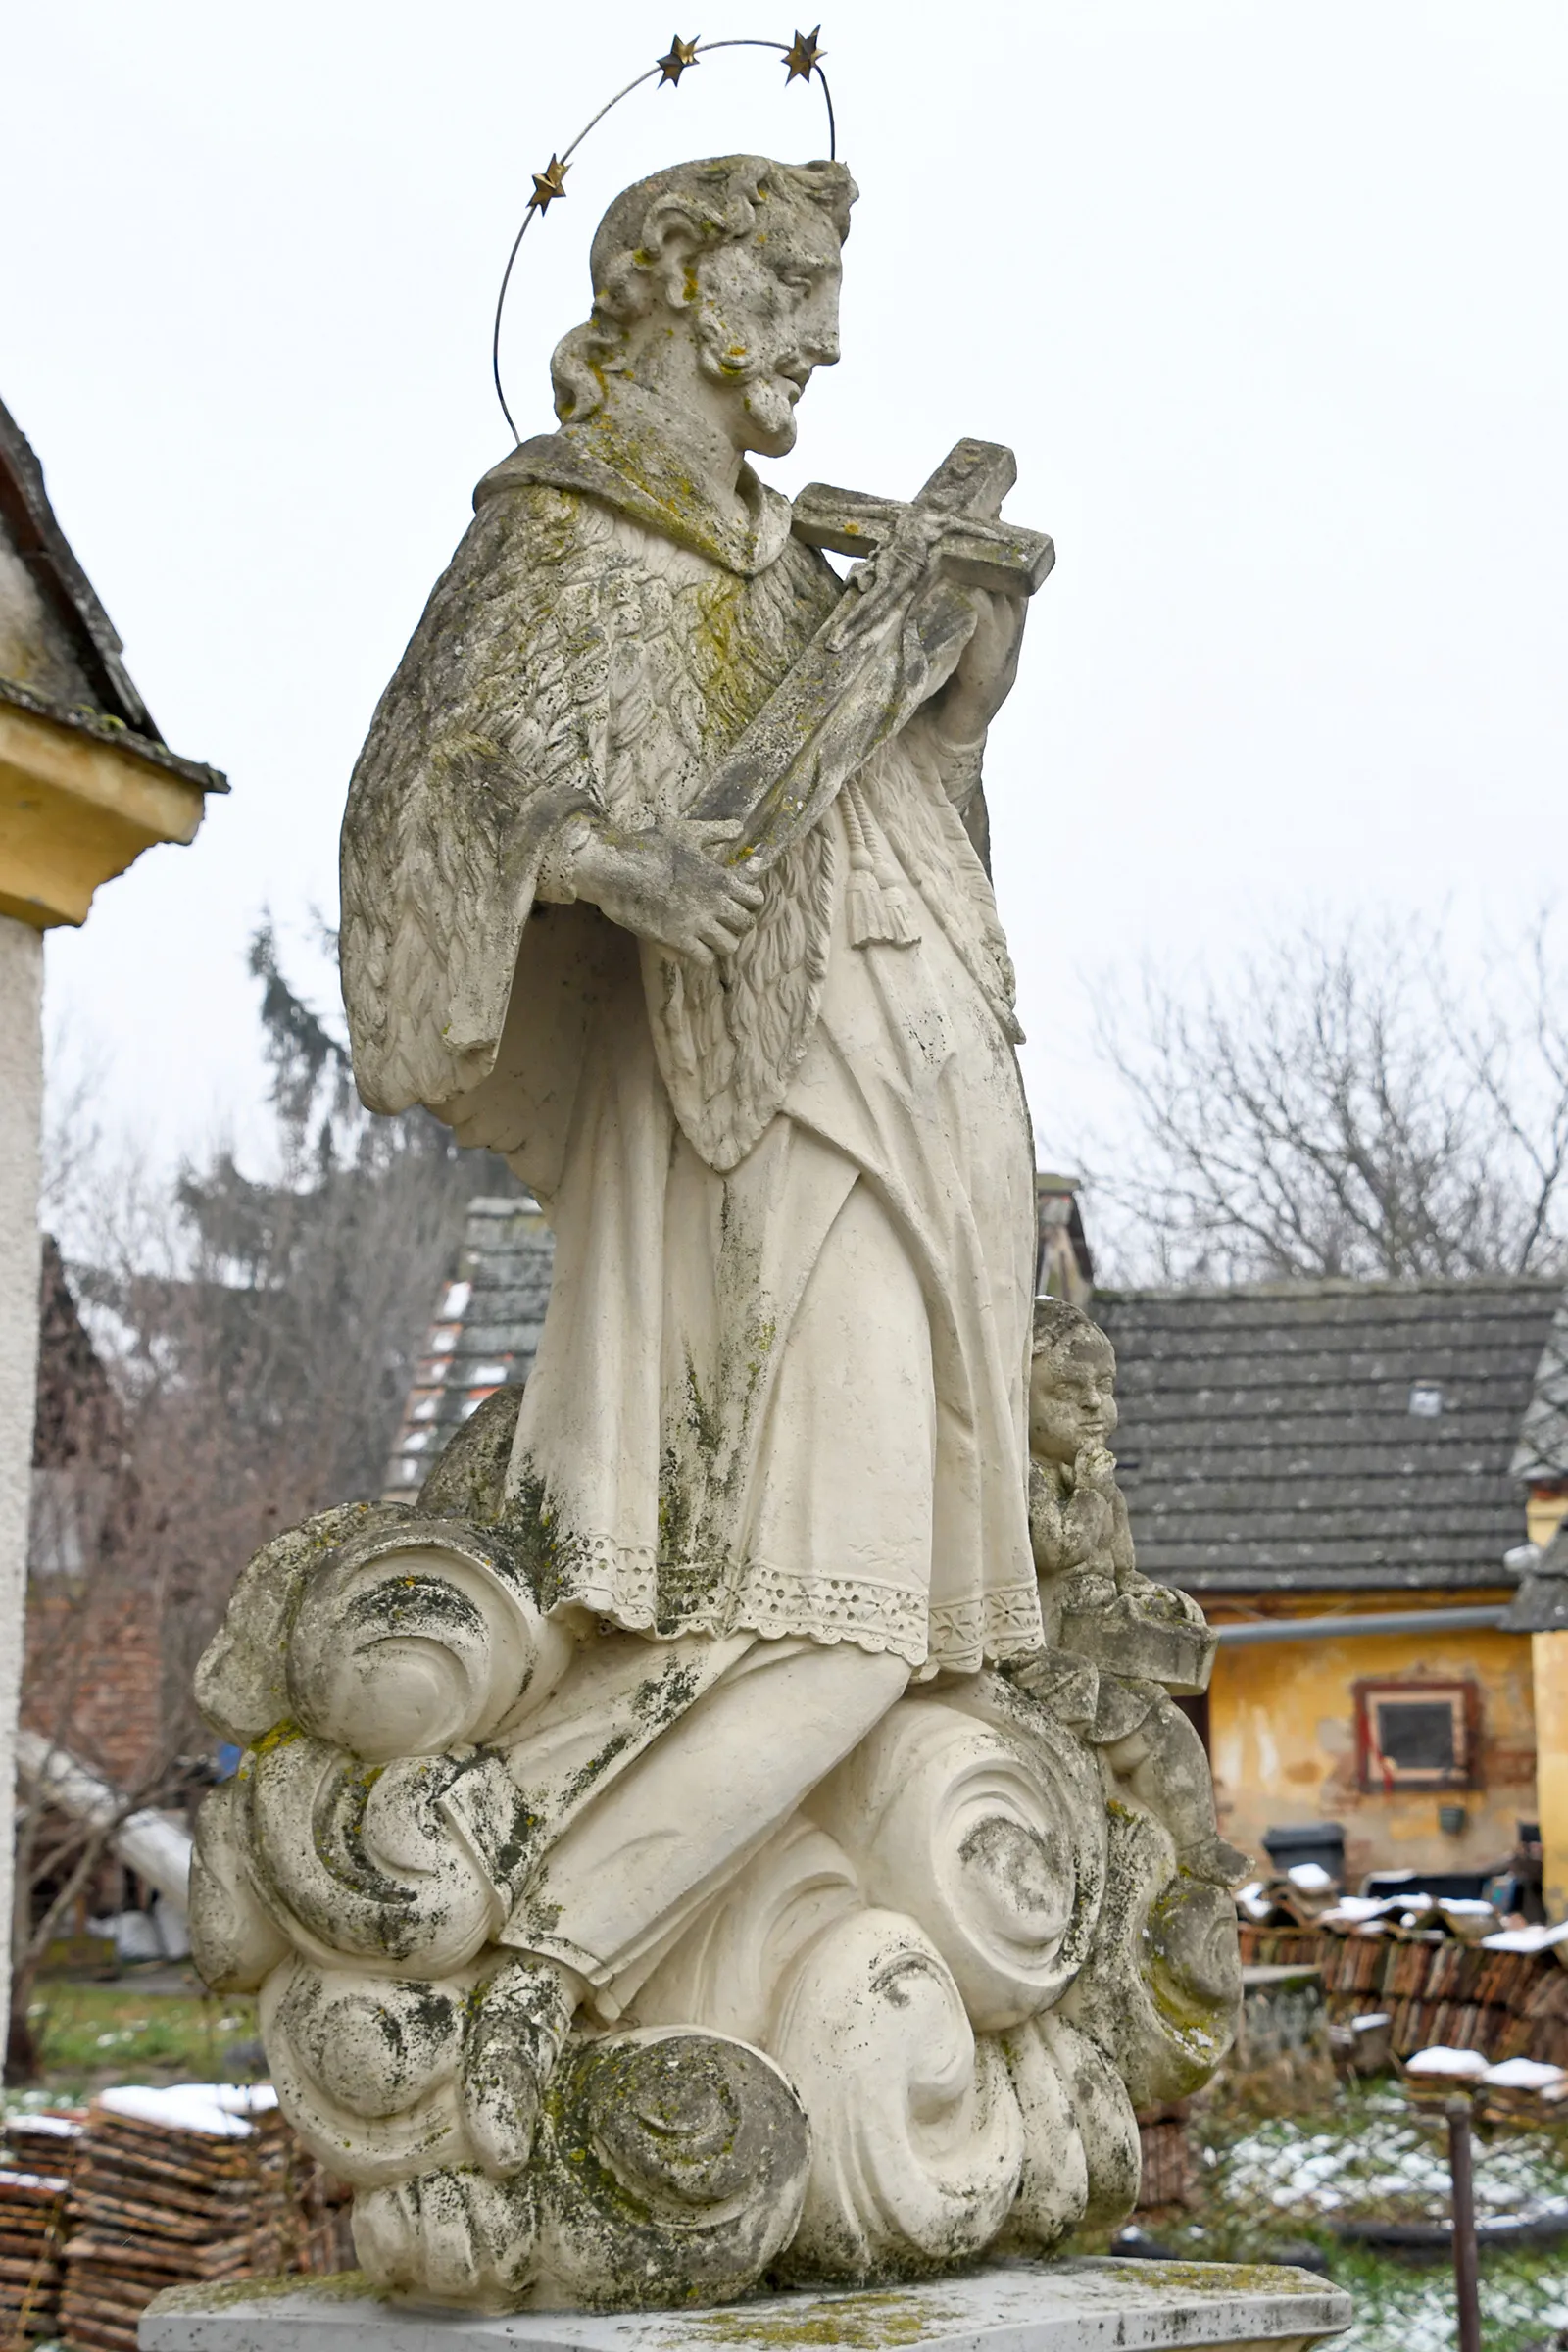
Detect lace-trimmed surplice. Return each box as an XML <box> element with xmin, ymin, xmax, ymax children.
<box><xmin>342</xmin><ymin>427</ymin><xmax>1042</xmax><ymax>1676</ymax></box>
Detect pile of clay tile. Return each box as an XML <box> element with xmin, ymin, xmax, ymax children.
<box><xmin>1402</xmin><ymin>2046</ymin><xmax>1568</xmax><ymax>2123</ymax></box>
<box><xmin>1134</xmin><ymin>2106</ymin><xmax>1197</xmax><ymax>2210</ymax></box>
<box><xmin>1476</xmin><ymin>2052</ymin><xmax>1568</xmax><ymax>2124</ymax></box>
<box><xmin>1239</xmin><ymin>1883</ymin><xmax>1568</xmax><ymax>2068</ymax></box>
<box><xmin>55</xmin><ymin>2084</ymin><xmax>342</xmax><ymax>2352</ymax></box>
<box><xmin>0</xmin><ymin>2112</ymin><xmax>82</xmax><ymax>2341</ymax></box>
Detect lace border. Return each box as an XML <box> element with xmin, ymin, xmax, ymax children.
<box><xmin>545</xmin><ymin>1544</ymin><xmax>1043</xmax><ymax>1673</ymax></box>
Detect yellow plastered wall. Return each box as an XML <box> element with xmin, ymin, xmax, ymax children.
<box><xmin>1528</xmin><ymin>1490</ymin><xmax>1568</xmax><ymax>1548</ymax></box>
<box><xmin>1206</xmin><ymin>1606</ymin><xmax>1537</xmax><ymax>1887</ymax></box>
<box><xmin>1534</xmin><ymin>1631</ymin><xmax>1568</xmax><ymax>1920</ymax></box>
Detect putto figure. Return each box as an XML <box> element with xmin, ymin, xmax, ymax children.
<box><xmin>187</xmin><ymin>152</ymin><xmax>1242</xmax><ymax>2313</ymax></box>
<box><xmin>1010</xmin><ymin>1298</ymin><xmax>1251</xmax><ymax>1890</ymax></box>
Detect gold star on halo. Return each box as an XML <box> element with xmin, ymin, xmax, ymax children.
<box><xmin>782</xmin><ymin>24</ymin><xmax>824</xmax><ymax>81</ymax></box>
<box><xmin>657</xmin><ymin>33</ymin><xmax>701</xmax><ymax>85</ymax></box>
<box><xmin>527</xmin><ymin>154</ymin><xmax>570</xmax><ymax>214</ymax></box>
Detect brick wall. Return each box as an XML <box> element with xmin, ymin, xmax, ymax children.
<box><xmin>22</xmin><ymin>1569</ymin><xmax>165</xmax><ymax>1792</ymax></box>
<box><xmin>21</xmin><ymin>1238</ymin><xmax>165</xmax><ymax>1794</ymax></box>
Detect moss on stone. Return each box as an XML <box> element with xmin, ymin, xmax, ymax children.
<box><xmin>1092</xmin><ymin>2257</ymin><xmax>1334</xmax><ymax>2297</ymax></box>
<box><xmin>685</xmin><ymin>2291</ymin><xmax>963</xmax><ymax>2347</ymax></box>
<box><xmin>505</xmin><ymin>1457</ymin><xmax>594</xmax><ymax>1612</ymax></box>
<box><xmin>147</xmin><ymin>2272</ymin><xmax>380</xmax><ymax>2313</ymax></box>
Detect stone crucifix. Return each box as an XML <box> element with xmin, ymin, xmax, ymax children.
<box><xmin>795</xmin><ymin>435</ymin><xmax>1055</xmax><ymax>595</ymax></box>
<box><xmin>692</xmin><ymin>437</ymin><xmax>1055</xmax><ymax>871</ymax></box>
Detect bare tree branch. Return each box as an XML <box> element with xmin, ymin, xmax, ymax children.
<box><xmin>12</xmin><ymin>932</ymin><xmax>522</xmax><ymax>2080</ymax></box>
<box><xmin>1085</xmin><ymin>912</ymin><xmax>1568</xmax><ymax>1284</ymax></box>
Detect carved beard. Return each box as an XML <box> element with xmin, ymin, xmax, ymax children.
<box><xmin>693</xmin><ymin>312</ymin><xmax>800</xmax><ymax>455</ymax></box>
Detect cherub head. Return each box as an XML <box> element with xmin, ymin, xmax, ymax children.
<box><xmin>1029</xmin><ymin>1298</ymin><xmax>1119</xmax><ymax>1469</ymax></box>
<box><xmin>551</xmin><ymin>154</ymin><xmax>856</xmax><ymax>461</ymax></box>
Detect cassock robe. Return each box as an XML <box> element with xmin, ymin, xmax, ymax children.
<box><xmin>340</xmin><ymin>420</ymin><xmax>1043</xmax><ymax>1677</ymax></box>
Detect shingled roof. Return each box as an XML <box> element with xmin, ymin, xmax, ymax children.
<box><xmin>1094</xmin><ymin>1277</ymin><xmax>1563</xmax><ymax>1596</ymax></box>
<box><xmin>382</xmin><ymin>1196</ymin><xmax>555</xmax><ymax>1498</ymax></box>
<box><xmin>1512</xmin><ymin>1289</ymin><xmax>1568</xmax><ymax>1488</ymax></box>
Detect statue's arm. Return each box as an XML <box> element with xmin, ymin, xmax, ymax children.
<box><xmin>340</xmin><ymin>490</ymin><xmax>619</xmax><ymax>1115</ymax></box>
<box><xmin>539</xmin><ymin>807</ymin><xmax>764</xmax><ymax>967</ymax></box>
<box><xmin>341</xmin><ymin>486</ymin><xmax>773</xmax><ymax>1114</ymax></box>
<box><xmin>917</xmin><ymin>587</ymin><xmax>1028</xmax><ymax>813</ymax></box>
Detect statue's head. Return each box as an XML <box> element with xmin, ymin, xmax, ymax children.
<box><xmin>552</xmin><ymin>154</ymin><xmax>857</xmax><ymax>460</ymax></box>
<box><xmin>1029</xmin><ymin>1298</ymin><xmax>1119</xmax><ymax>1467</ymax></box>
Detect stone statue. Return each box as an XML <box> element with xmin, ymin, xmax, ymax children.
<box><xmin>185</xmin><ymin>153</ymin><xmax>1242</xmax><ymax>2314</ymax></box>
<box><xmin>1007</xmin><ymin>1297</ymin><xmax>1252</xmax><ymax>1889</ymax></box>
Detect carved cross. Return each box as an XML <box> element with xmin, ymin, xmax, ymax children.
<box><xmin>693</xmin><ymin>440</ymin><xmax>1053</xmax><ymax>871</ymax></box>
<box><xmin>791</xmin><ymin>436</ymin><xmax>1054</xmax><ymax>598</ymax></box>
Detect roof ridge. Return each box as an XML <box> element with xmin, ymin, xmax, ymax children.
<box><xmin>1094</xmin><ymin>1275</ymin><xmax>1565</xmax><ymax>1302</ymax></box>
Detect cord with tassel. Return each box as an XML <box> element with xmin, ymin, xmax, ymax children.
<box><xmin>841</xmin><ymin>775</ymin><xmax>921</xmax><ymax>949</ymax></box>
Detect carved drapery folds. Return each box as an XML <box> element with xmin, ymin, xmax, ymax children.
<box><xmin>189</xmin><ymin>1453</ymin><xmax>1238</xmax><ymax>2311</ymax></box>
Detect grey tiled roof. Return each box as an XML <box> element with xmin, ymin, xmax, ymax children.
<box><xmin>382</xmin><ymin>1196</ymin><xmax>555</xmax><ymax>1499</ymax></box>
<box><xmin>1093</xmin><ymin>1277</ymin><xmax>1564</xmax><ymax>1596</ymax></box>
<box><xmin>1512</xmin><ymin>1289</ymin><xmax>1568</xmax><ymax>1486</ymax></box>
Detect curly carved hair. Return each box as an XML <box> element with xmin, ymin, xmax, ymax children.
<box><xmin>1031</xmin><ymin>1295</ymin><xmax>1114</xmax><ymax>1365</ymax></box>
<box><xmin>550</xmin><ymin>152</ymin><xmax>857</xmax><ymax>422</ymax></box>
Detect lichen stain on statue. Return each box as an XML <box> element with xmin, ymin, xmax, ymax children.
<box><xmin>187</xmin><ymin>150</ymin><xmax>1245</xmax><ymax>2313</ymax></box>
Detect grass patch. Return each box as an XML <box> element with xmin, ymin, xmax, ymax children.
<box><xmin>1135</xmin><ymin>2080</ymin><xmax>1568</xmax><ymax>2350</ymax></box>
<box><xmin>20</xmin><ymin>1979</ymin><xmax>261</xmax><ymax>2098</ymax></box>
<box><xmin>1325</xmin><ymin>2240</ymin><xmax>1568</xmax><ymax>2351</ymax></box>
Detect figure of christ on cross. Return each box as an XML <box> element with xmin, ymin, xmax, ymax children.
<box><xmin>339</xmin><ymin>150</ymin><xmax>1054</xmax><ymax>2157</ymax></box>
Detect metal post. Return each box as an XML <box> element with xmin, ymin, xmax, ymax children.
<box><xmin>1446</xmin><ymin>2095</ymin><xmax>1481</xmax><ymax>2352</ymax></box>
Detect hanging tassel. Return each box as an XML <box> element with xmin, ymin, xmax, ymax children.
<box><xmin>842</xmin><ymin>778</ymin><xmax>921</xmax><ymax>950</ymax></box>
<box><xmin>845</xmin><ymin>862</ymin><xmax>886</xmax><ymax>946</ymax></box>
<box><xmin>867</xmin><ymin>868</ymin><xmax>921</xmax><ymax>945</ymax></box>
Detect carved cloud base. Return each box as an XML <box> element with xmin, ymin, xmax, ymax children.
<box><xmin>141</xmin><ymin>2259</ymin><xmax>1352</xmax><ymax>2351</ymax></box>
<box><xmin>187</xmin><ymin>1398</ymin><xmax>1246</xmax><ymax>2314</ymax></box>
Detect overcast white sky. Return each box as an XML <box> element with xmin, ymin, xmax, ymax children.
<box><xmin>7</xmin><ymin>0</ymin><xmax>1567</xmax><ymax>1186</ymax></box>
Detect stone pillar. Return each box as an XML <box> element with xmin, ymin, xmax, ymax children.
<box><xmin>1501</xmin><ymin>1535</ymin><xmax>1568</xmax><ymax>1924</ymax></box>
<box><xmin>0</xmin><ymin>911</ymin><xmax>44</xmax><ymax>2060</ymax></box>
<box><xmin>1533</xmin><ymin>1631</ymin><xmax>1568</xmax><ymax>1922</ymax></box>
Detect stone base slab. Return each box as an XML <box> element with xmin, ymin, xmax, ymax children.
<box><xmin>141</xmin><ymin>2258</ymin><xmax>1351</xmax><ymax>2352</ymax></box>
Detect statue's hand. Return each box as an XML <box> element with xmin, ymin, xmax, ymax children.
<box><xmin>568</xmin><ymin>816</ymin><xmax>764</xmax><ymax>964</ymax></box>
<box><xmin>928</xmin><ymin>588</ymin><xmax>1028</xmax><ymax>748</ymax></box>
<box><xmin>1118</xmin><ymin>1572</ymin><xmax>1208</xmax><ymax>1631</ymax></box>
<box><xmin>1072</xmin><ymin>1443</ymin><xmax>1119</xmax><ymax>1496</ymax></box>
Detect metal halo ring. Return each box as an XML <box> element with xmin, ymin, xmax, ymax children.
<box><xmin>491</xmin><ymin>31</ymin><xmax>838</xmax><ymax>442</ymax></box>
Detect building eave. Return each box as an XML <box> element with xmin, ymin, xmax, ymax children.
<box><xmin>0</xmin><ymin>680</ymin><xmax>225</xmax><ymax>928</ymax></box>
<box><xmin>1173</xmin><ymin>1564</ymin><xmax>1522</xmax><ymax>1596</ymax></box>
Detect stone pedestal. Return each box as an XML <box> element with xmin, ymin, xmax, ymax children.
<box><xmin>141</xmin><ymin>2259</ymin><xmax>1350</xmax><ymax>2352</ymax></box>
